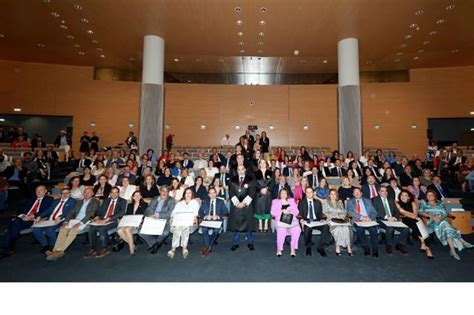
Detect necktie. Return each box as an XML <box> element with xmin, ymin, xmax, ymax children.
<box><xmin>289</xmin><ymin>168</ymin><xmax>293</xmax><ymax>176</ymax></box>
<box><xmin>355</xmin><ymin>199</ymin><xmax>361</xmax><ymax>214</ymax></box>
<box><xmin>50</xmin><ymin>200</ymin><xmax>65</xmax><ymax>220</ymax></box>
<box><xmin>210</xmin><ymin>200</ymin><xmax>215</xmax><ymax>216</ymax></box>
<box><xmin>337</xmin><ymin>168</ymin><xmax>342</xmax><ymax>177</ymax></box>
<box><xmin>308</xmin><ymin>200</ymin><xmax>315</xmax><ymax>222</ymax></box>
<box><xmin>437</xmin><ymin>185</ymin><xmax>445</xmax><ymax>198</ymax></box>
<box><xmin>279</xmin><ymin>185</ymin><xmax>283</xmax><ymax>193</ymax></box>
<box><xmin>105</xmin><ymin>200</ymin><xmax>115</xmax><ymax>218</ymax></box>
<box><xmin>383</xmin><ymin>198</ymin><xmax>391</xmax><ymax>217</ymax></box>
<box><xmin>370</xmin><ymin>185</ymin><xmax>377</xmax><ymax>198</ymax></box>
<box><xmin>313</xmin><ymin>175</ymin><xmax>317</xmax><ymax>188</ymax></box>
<box><xmin>221</xmin><ymin>174</ymin><xmax>225</xmax><ymax>186</ymax></box>
<box><xmin>27</xmin><ymin>199</ymin><xmax>41</xmax><ymax>216</ymax></box>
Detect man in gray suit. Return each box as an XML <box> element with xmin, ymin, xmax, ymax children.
<box><xmin>139</xmin><ymin>186</ymin><xmax>175</xmax><ymax>254</ymax></box>
<box><xmin>46</xmin><ymin>187</ymin><xmax>100</xmax><ymax>261</ymax></box>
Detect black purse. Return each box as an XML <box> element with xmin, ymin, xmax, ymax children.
<box><xmin>279</xmin><ymin>204</ymin><xmax>293</xmax><ymax>224</ymax></box>
<box><xmin>331</xmin><ymin>218</ymin><xmax>346</xmax><ymax>224</ymax></box>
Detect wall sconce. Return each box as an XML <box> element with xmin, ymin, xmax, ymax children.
<box><xmin>269</xmin><ymin>125</ymin><xmax>274</xmax><ymax>130</ymax></box>
<box><xmin>411</xmin><ymin>124</ymin><xmax>417</xmax><ymax>129</ymax></box>
<box><xmin>90</xmin><ymin>122</ymin><xmax>96</xmax><ymax>127</ymax></box>
<box><xmin>374</xmin><ymin>124</ymin><xmax>380</xmax><ymax>129</ymax></box>
<box><xmin>235</xmin><ymin>125</ymin><xmax>240</xmax><ymax>130</ymax></box>
<box><xmin>303</xmin><ymin>125</ymin><xmax>309</xmax><ymax>131</ymax></box>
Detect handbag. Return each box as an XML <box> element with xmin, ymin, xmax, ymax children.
<box><xmin>279</xmin><ymin>212</ymin><xmax>294</xmax><ymax>225</ymax></box>
<box><xmin>331</xmin><ymin>218</ymin><xmax>346</xmax><ymax>224</ymax></box>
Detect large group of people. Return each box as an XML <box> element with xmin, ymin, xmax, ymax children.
<box><xmin>0</xmin><ymin>126</ymin><xmax>473</xmax><ymax>262</ymax></box>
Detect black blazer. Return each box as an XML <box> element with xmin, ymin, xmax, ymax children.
<box><xmin>1</xmin><ymin>165</ymin><xmax>27</xmax><ymax>182</ymax></box>
<box><xmin>372</xmin><ymin>196</ymin><xmax>400</xmax><ymax>220</ymax></box>
<box><xmin>213</xmin><ymin>172</ymin><xmax>232</xmax><ymax>187</ymax></box>
<box><xmin>399</xmin><ymin>173</ymin><xmax>413</xmax><ymax>187</ymax></box>
<box><xmin>93</xmin><ymin>183</ymin><xmax>112</xmax><ymax>200</ymax></box>
<box><xmin>97</xmin><ymin>197</ymin><xmax>127</xmax><ymax>221</ymax></box>
<box><xmin>125</xmin><ymin>201</ymin><xmax>148</xmax><ymax>215</ymax></box>
<box><xmin>365</xmin><ymin>166</ymin><xmax>382</xmax><ymax>177</ymax></box>
<box><xmin>427</xmin><ymin>184</ymin><xmax>450</xmax><ymax>200</ymax></box>
<box><xmin>306</xmin><ymin>173</ymin><xmax>323</xmax><ymax>188</ymax></box>
<box><xmin>297</xmin><ymin>198</ymin><xmax>324</xmax><ymax>221</ymax></box>
<box><xmin>272</xmin><ymin>183</ymin><xmax>293</xmax><ymax>199</ymax></box>
<box><xmin>330</xmin><ymin>167</ymin><xmax>346</xmax><ymax>177</ymax></box>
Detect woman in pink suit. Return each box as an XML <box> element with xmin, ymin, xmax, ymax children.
<box><xmin>271</xmin><ymin>188</ymin><xmax>301</xmax><ymax>257</ymax></box>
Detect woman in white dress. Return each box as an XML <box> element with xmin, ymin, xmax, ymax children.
<box><xmin>68</xmin><ymin>176</ymin><xmax>85</xmax><ymax>200</ymax></box>
<box><xmin>167</xmin><ymin>188</ymin><xmax>200</xmax><ymax>259</ymax></box>
<box><xmin>323</xmin><ymin>189</ymin><xmax>353</xmax><ymax>256</ymax></box>
<box><xmin>119</xmin><ymin>177</ymin><xmax>137</xmax><ymax>201</ymax></box>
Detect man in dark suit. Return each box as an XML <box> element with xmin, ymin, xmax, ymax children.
<box><xmin>361</xmin><ymin>175</ymin><xmax>380</xmax><ymax>199</ymax></box>
<box><xmin>214</xmin><ymin>165</ymin><xmax>231</xmax><ymax>188</ymax></box>
<box><xmin>125</xmin><ymin>131</ymin><xmax>138</xmax><ymax>149</ymax></box>
<box><xmin>317</xmin><ymin>160</ymin><xmax>331</xmax><ymax>178</ymax></box>
<box><xmin>412</xmin><ymin>159</ymin><xmax>424</xmax><ymax>177</ymax></box>
<box><xmin>307</xmin><ymin>166</ymin><xmax>323</xmax><ymax>188</ymax></box>
<box><xmin>0</xmin><ymin>185</ymin><xmax>53</xmax><ymax>258</ymax></box>
<box><xmin>198</xmin><ymin>187</ymin><xmax>229</xmax><ymax>256</ymax></box>
<box><xmin>347</xmin><ymin>187</ymin><xmax>379</xmax><ymax>257</ymax></box>
<box><xmin>399</xmin><ymin>165</ymin><xmax>414</xmax><ymax>188</ymax></box>
<box><xmin>330</xmin><ymin>160</ymin><xmax>346</xmax><ymax>177</ymax></box>
<box><xmin>427</xmin><ymin>175</ymin><xmax>450</xmax><ymax>200</ymax></box>
<box><xmin>298</xmin><ymin>186</ymin><xmax>331</xmax><ymax>256</ymax></box>
<box><xmin>181</xmin><ymin>152</ymin><xmax>194</xmax><ymax>169</ymax></box>
<box><xmin>282</xmin><ymin>160</ymin><xmax>295</xmax><ymax>177</ymax></box>
<box><xmin>272</xmin><ymin>175</ymin><xmax>293</xmax><ymax>199</ymax></box>
<box><xmin>84</xmin><ymin>187</ymin><xmax>127</xmax><ymax>258</ymax></box>
<box><xmin>45</xmin><ymin>145</ymin><xmax>59</xmax><ymax>169</ymax></box>
<box><xmin>32</xmin><ymin>188</ymin><xmax>77</xmax><ymax>253</ymax></box>
<box><xmin>372</xmin><ymin>186</ymin><xmax>409</xmax><ymax>255</ymax></box>
<box><xmin>139</xmin><ymin>186</ymin><xmax>175</xmax><ymax>254</ymax></box>
<box><xmin>366</xmin><ymin>159</ymin><xmax>382</xmax><ymax>177</ymax></box>
<box><xmin>76</xmin><ymin>152</ymin><xmax>92</xmax><ymax>171</ymax></box>
<box><xmin>1</xmin><ymin>158</ymin><xmax>27</xmax><ymax>189</ymax></box>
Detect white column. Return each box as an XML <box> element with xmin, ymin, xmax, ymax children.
<box><xmin>337</xmin><ymin>38</ymin><xmax>362</xmax><ymax>155</ymax></box>
<box><xmin>139</xmin><ymin>35</ymin><xmax>165</xmax><ymax>155</ymax></box>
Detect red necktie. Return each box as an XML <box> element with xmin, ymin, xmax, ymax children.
<box><xmin>27</xmin><ymin>199</ymin><xmax>41</xmax><ymax>216</ymax></box>
<box><xmin>50</xmin><ymin>200</ymin><xmax>65</xmax><ymax>220</ymax></box>
<box><xmin>355</xmin><ymin>199</ymin><xmax>361</xmax><ymax>214</ymax></box>
<box><xmin>370</xmin><ymin>185</ymin><xmax>377</xmax><ymax>198</ymax></box>
<box><xmin>105</xmin><ymin>200</ymin><xmax>115</xmax><ymax>218</ymax></box>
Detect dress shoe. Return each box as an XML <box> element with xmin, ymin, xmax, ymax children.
<box><xmin>395</xmin><ymin>244</ymin><xmax>408</xmax><ymax>255</ymax></box>
<box><xmin>247</xmin><ymin>244</ymin><xmax>255</xmax><ymax>251</ymax></box>
<box><xmin>96</xmin><ymin>248</ymin><xmax>110</xmax><ymax>258</ymax></box>
<box><xmin>372</xmin><ymin>249</ymin><xmax>379</xmax><ymax>257</ymax></box>
<box><xmin>385</xmin><ymin>245</ymin><xmax>393</xmax><ymax>256</ymax></box>
<box><xmin>276</xmin><ymin>252</ymin><xmax>282</xmax><ymax>257</ymax></box>
<box><xmin>112</xmin><ymin>241</ymin><xmax>125</xmax><ymax>252</ymax></box>
<box><xmin>317</xmin><ymin>247</ymin><xmax>327</xmax><ymax>257</ymax></box>
<box><xmin>201</xmin><ymin>246</ymin><xmax>210</xmax><ymax>257</ymax></box>
<box><xmin>0</xmin><ymin>250</ymin><xmax>13</xmax><ymax>259</ymax></box>
<box><xmin>364</xmin><ymin>247</ymin><xmax>370</xmax><ymax>256</ymax></box>
<box><xmin>46</xmin><ymin>251</ymin><xmax>64</xmax><ymax>261</ymax></box>
<box><xmin>291</xmin><ymin>252</ymin><xmax>296</xmax><ymax>258</ymax></box>
<box><xmin>83</xmin><ymin>249</ymin><xmax>96</xmax><ymax>259</ymax></box>
<box><xmin>305</xmin><ymin>247</ymin><xmax>312</xmax><ymax>256</ymax></box>
<box><xmin>230</xmin><ymin>245</ymin><xmax>239</xmax><ymax>251</ymax></box>
<box><xmin>150</xmin><ymin>242</ymin><xmax>162</xmax><ymax>255</ymax></box>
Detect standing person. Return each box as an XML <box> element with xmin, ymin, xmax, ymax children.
<box><xmin>125</xmin><ymin>131</ymin><xmax>138</xmax><ymax>149</ymax></box>
<box><xmin>54</xmin><ymin>130</ymin><xmax>72</xmax><ymax>162</ymax></box>
<box><xmin>90</xmin><ymin>131</ymin><xmax>100</xmax><ymax>152</ymax></box>
<box><xmin>259</xmin><ymin>131</ymin><xmax>270</xmax><ymax>160</ymax></box>
<box><xmin>254</xmin><ymin>159</ymin><xmax>274</xmax><ymax>233</ymax></box>
<box><xmin>166</xmin><ymin>133</ymin><xmax>174</xmax><ymax>151</ymax></box>
<box><xmin>271</xmin><ymin>188</ymin><xmax>301</xmax><ymax>257</ymax></box>
<box><xmin>228</xmin><ymin>164</ymin><xmax>256</xmax><ymax>251</ymax></box>
<box><xmin>79</xmin><ymin>131</ymin><xmax>91</xmax><ymax>153</ymax></box>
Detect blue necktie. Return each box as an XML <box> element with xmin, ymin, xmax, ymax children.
<box><xmin>309</xmin><ymin>200</ymin><xmax>314</xmax><ymax>222</ymax></box>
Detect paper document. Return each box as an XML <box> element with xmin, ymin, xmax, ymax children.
<box><xmin>171</xmin><ymin>214</ymin><xmax>195</xmax><ymax>227</ymax></box>
<box><xmin>32</xmin><ymin>220</ymin><xmax>62</xmax><ymax>228</ymax></box>
<box><xmin>355</xmin><ymin>221</ymin><xmax>378</xmax><ymax>227</ymax></box>
<box><xmin>243</xmin><ymin>196</ymin><xmax>252</xmax><ymax>205</ymax></box>
<box><xmin>89</xmin><ymin>221</ymin><xmax>115</xmax><ymax>227</ymax></box>
<box><xmin>304</xmin><ymin>221</ymin><xmax>327</xmax><ymax>228</ymax></box>
<box><xmin>450</xmin><ymin>208</ymin><xmax>465</xmax><ymax>212</ymax></box>
<box><xmin>118</xmin><ymin>215</ymin><xmax>144</xmax><ymax>228</ymax></box>
<box><xmin>381</xmin><ymin>220</ymin><xmax>408</xmax><ymax>228</ymax></box>
<box><xmin>140</xmin><ymin>217</ymin><xmax>167</xmax><ymax>235</ymax></box>
<box><xmin>200</xmin><ymin>220</ymin><xmax>223</xmax><ymax>229</ymax></box>
<box><xmin>416</xmin><ymin>220</ymin><xmax>430</xmax><ymax>240</ymax></box>
<box><xmin>67</xmin><ymin>219</ymin><xmax>88</xmax><ymax>230</ymax></box>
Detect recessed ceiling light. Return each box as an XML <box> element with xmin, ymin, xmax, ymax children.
<box><xmin>409</xmin><ymin>23</ymin><xmax>418</xmax><ymax>29</ymax></box>
<box><xmin>173</xmin><ymin>58</ymin><xmax>179</xmax><ymax>62</ymax></box>
<box><xmin>200</xmin><ymin>124</ymin><xmax>207</xmax><ymax>130</ymax></box>
<box><xmin>236</xmin><ymin>20</ymin><xmax>243</xmax><ymax>26</ymax></box>
<box><xmin>74</xmin><ymin>44</ymin><xmax>80</xmax><ymax>48</ymax></box>
<box><xmin>452</xmin><ymin>49</ymin><xmax>459</xmax><ymax>53</ymax></box>
<box><xmin>66</xmin><ymin>35</ymin><xmax>74</xmax><ymax>39</ymax></box>
<box><xmin>400</xmin><ymin>44</ymin><xmax>407</xmax><ymax>48</ymax></box>
<box><xmin>413</xmin><ymin>56</ymin><xmax>420</xmax><ymax>60</ymax></box>
<box><xmin>37</xmin><ymin>43</ymin><xmax>46</xmax><ymax>48</ymax></box>
<box><xmin>394</xmin><ymin>58</ymin><xmax>401</xmax><ymax>62</ymax></box>
<box><xmin>13</xmin><ymin>108</ymin><xmax>21</xmax><ymax>112</ymax></box>
<box><xmin>260</xmin><ymin>7</ymin><xmax>267</xmax><ymax>13</ymax></box>
<box><xmin>238</xmin><ymin>41</ymin><xmax>244</xmax><ymax>46</ymax></box>
<box><xmin>418</xmin><ymin>49</ymin><xmax>424</xmax><ymax>53</ymax></box>
<box><xmin>240</xmin><ymin>49</ymin><xmax>245</xmax><ymax>53</ymax></box>
<box><xmin>269</xmin><ymin>125</ymin><xmax>274</xmax><ymax>130</ymax></box>
<box><xmin>96</xmin><ymin>47</ymin><xmax>103</xmax><ymax>52</ymax></box>
<box><xmin>100</xmin><ymin>54</ymin><xmax>105</xmax><ymax>58</ymax></box>
<box><xmin>90</xmin><ymin>122</ymin><xmax>96</xmax><ymax>127</ymax></box>
<box><xmin>429</xmin><ymin>31</ymin><xmax>437</xmax><ymax>36</ymax></box>
<box><xmin>234</xmin><ymin>7</ymin><xmax>241</xmax><ymax>12</ymax></box>
<box><xmin>436</xmin><ymin>19</ymin><xmax>445</xmax><ymax>24</ymax></box>
<box><xmin>259</xmin><ymin>20</ymin><xmax>266</xmax><ymax>26</ymax></box>
<box><xmin>81</xmin><ymin>18</ymin><xmax>89</xmax><ymax>23</ymax></box>
<box><xmin>396</xmin><ymin>52</ymin><xmax>403</xmax><ymax>56</ymax></box>
<box><xmin>59</xmin><ymin>24</ymin><xmax>68</xmax><ymax>30</ymax></box>
<box><xmin>237</xmin><ymin>32</ymin><xmax>244</xmax><ymax>36</ymax></box>
<box><xmin>61</xmin><ymin>20</ymin><xmax>66</xmax><ymax>24</ymax></box>
<box><xmin>303</xmin><ymin>125</ymin><xmax>309</xmax><ymax>131</ymax></box>
<box><xmin>374</xmin><ymin>124</ymin><xmax>380</xmax><ymax>129</ymax></box>
<box><xmin>423</xmin><ymin>40</ymin><xmax>430</xmax><ymax>45</ymax></box>
<box><xmin>78</xmin><ymin>51</ymin><xmax>85</xmax><ymax>55</ymax></box>
<box><xmin>50</xmin><ymin>12</ymin><xmax>60</xmax><ymax>17</ymax></box>
<box><xmin>92</xmin><ymin>39</ymin><xmax>99</xmax><ymax>44</ymax></box>
<box><xmin>73</xmin><ymin>4</ymin><xmax>82</xmax><ymax>10</ymax></box>
<box><xmin>415</xmin><ymin>9</ymin><xmax>423</xmax><ymax>16</ymax></box>
<box><xmin>405</xmin><ymin>34</ymin><xmax>412</xmax><ymax>39</ymax></box>
<box><xmin>235</xmin><ymin>125</ymin><xmax>240</xmax><ymax>130</ymax></box>
<box><xmin>258</xmin><ymin>32</ymin><xmax>264</xmax><ymax>37</ymax></box>
<box><xmin>323</xmin><ymin>59</ymin><xmax>328</xmax><ymax>64</ymax></box>
<box><xmin>446</xmin><ymin>4</ymin><xmax>456</xmax><ymax>11</ymax></box>
<box><xmin>293</xmin><ymin>49</ymin><xmax>299</xmax><ymax>56</ymax></box>
<box><xmin>411</xmin><ymin>124</ymin><xmax>417</xmax><ymax>129</ymax></box>
<box><xmin>87</xmin><ymin>30</ymin><xmax>94</xmax><ymax>35</ymax></box>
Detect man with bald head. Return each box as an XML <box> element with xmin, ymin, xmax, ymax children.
<box><xmin>0</xmin><ymin>185</ymin><xmax>53</xmax><ymax>259</ymax></box>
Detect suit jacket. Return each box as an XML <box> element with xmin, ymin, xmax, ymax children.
<box><xmin>97</xmin><ymin>197</ymin><xmax>127</xmax><ymax>221</ymax></box>
<box><xmin>365</xmin><ymin>166</ymin><xmax>382</xmax><ymax>177</ymax></box>
<box><xmin>54</xmin><ymin>135</ymin><xmax>72</xmax><ymax>146</ymax></box>
<box><xmin>318</xmin><ymin>166</ymin><xmax>331</xmax><ymax>178</ymax></box>
<box><xmin>297</xmin><ymin>197</ymin><xmax>324</xmax><ymax>221</ymax></box>
<box><xmin>272</xmin><ymin>182</ymin><xmax>294</xmax><ymax>199</ymax></box>
<box><xmin>361</xmin><ymin>183</ymin><xmax>380</xmax><ymax>199</ymax></box>
<box><xmin>306</xmin><ymin>173</ymin><xmax>323</xmax><ymax>188</ymax></box>
<box><xmin>1</xmin><ymin>165</ymin><xmax>27</xmax><ymax>182</ymax></box>
<box><xmin>105</xmin><ymin>158</ymin><xmax>125</xmax><ymax>167</ymax></box>
<box><xmin>282</xmin><ymin>166</ymin><xmax>295</xmax><ymax>177</ymax></box>
<box><xmin>271</xmin><ymin>198</ymin><xmax>299</xmax><ymax>222</ymax></box>
<box><xmin>427</xmin><ymin>184</ymin><xmax>450</xmax><ymax>200</ymax></box>
<box><xmin>330</xmin><ymin>167</ymin><xmax>347</xmax><ymax>177</ymax></box>
<box><xmin>372</xmin><ymin>196</ymin><xmax>400</xmax><ymax>220</ymax></box>
<box><xmin>76</xmin><ymin>158</ymin><xmax>92</xmax><ymax>169</ymax></box>
<box><xmin>144</xmin><ymin>196</ymin><xmax>175</xmax><ymax>219</ymax></box>
<box><xmin>347</xmin><ymin>197</ymin><xmax>377</xmax><ymax>221</ymax></box>
<box><xmin>65</xmin><ymin>198</ymin><xmax>100</xmax><ymax>224</ymax></box>
<box><xmin>214</xmin><ymin>172</ymin><xmax>231</xmax><ymax>187</ymax></box>
<box><xmin>125</xmin><ymin>201</ymin><xmax>148</xmax><ymax>215</ymax></box>
<box><xmin>399</xmin><ymin>173</ymin><xmax>413</xmax><ymax>187</ymax></box>
<box><xmin>198</xmin><ymin>198</ymin><xmax>229</xmax><ymax>217</ymax></box>
<box><xmin>19</xmin><ymin>195</ymin><xmax>54</xmax><ymax>216</ymax></box>
<box><xmin>39</xmin><ymin>197</ymin><xmax>77</xmax><ymax>220</ymax></box>
<box><xmin>182</xmin><ymin>159</ymin><xmax>194</xmax><ymax>169</ymax></box>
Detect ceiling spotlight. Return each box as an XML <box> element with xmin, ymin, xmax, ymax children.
<box><xmin>92</xmin><ymin>39</ymin><xmax>99</xmax><ymax>44</ymax></box>
<box><xmin>238</xmin><ymin>41</ymin><xmax>244</xmax><ymax>46</ymax></box>
<box><xmin>78</xmin><ymin>51</ymin><xmax>85</xmax><ymax>55</ymax></box>
<box><xmin>452</xmin><ymin>49</ymin><xmax>459</xmax><ymax>53</ymax></box>
<box><xmin>74</xmin><ymin>44</ymin><xmax>80</xmax><ymax>48</ymax></box>
<box><xmin>293</xmin><ymin>49</ymin><xmax>300</xmax><ymax>55</ymax></box>
<box><xmin>418</xmin><ymin>49</ymin><xmax>424</xmax><ymax>53</ymax></box>
<box><xmin>429</xmin><ymin>31</ymin><xmax>437</xmax><ymax>36</ymax></box>
<box><xmin>446</xmin><ymin>4</ymin><xmax>456</xmax><ymax>10</ymax></box>
<box><xmin>73</xmin><ymin>4</ymin><xmax>82</xmax><ymax>10</ymax></box>
<box><xmin>415</xmin><ymin>9</ymin><xmax>423</xmax><ymax>16</ymax></box>
<box><xmin>81</xmin><ymin>18</ymin><xmax>89</xmax><ymax>23</ymax></box>
<box><xmin>234</xmin><ymin>7</ymin><xmax>241</xmax><ymax>12</ymax></box>
<box><xmin>37</xmin><ymin>43</ymin><xmax>46</xmax><ymax>48</ymax></box>
<box><xmin>90</xmin><ymin>122</ymin><xmax>96</xmax><ymax>127</ymax></box>
<box><xmin>173</xmin><ymin>58</ymin><xmax>179</xmax><ymax>62</ymax></box>
<box><xmin>236</xmin><ymin>20</ymin><xmax>243</xmax><ymax>26</ymax></box>
<box><xmin>374</xmin><ymin>124</ymin><xmax>380</xmax><ymax>129</ymax></box>
<box><xmin>260</xmin><ymin>7</ymin><xmax>267</xmax><ymax>13</ymax></box>
<box><xmin>59</xmin><ymin>24</ymin><xmax>68</xmax><ymax>30</ymax></box>
<box><xmin>235</xmin><ymin>125</ymin><xmax>240</xmax><ymax>130</ymax></box>
<box><xmin>409</xmin><ymin>23</ymin><xmax>418</xmax><ymax>29</ymax></box>
<box><xmin>258</xmin><ymin>32</ymin><xmax>264</xmax><ymax>37</ymax></box>
<box><xmin>423</xmin><ymin>40</ymin><xmax>430</xmax><ymax>45</ymax></box>
<box><xmin>200</xmin><ymin>124</ymin><xmax>207</xmax><ymax>130</ymax></box>
<box><xmin>269</xmin><ymin>125</ymin><xmax>274</xmax><ymax>130</ymax></box>
<box><xmin>259</xmin><ymin>20</ymin><xmax>266</xmax><ymax>26</ymax></box>
<box><xmin>405</xmin><ymin>34</ymin><xmax>412</xmax><ymax>39</ymax></box>
<box><xmin>303</xmin><ymin>125</ymin><xmax>309</xmax><ymax>131</ymax></box>
<box><xmin>66</xmin><ymin>35</ymin><xmax>74</xmax><ymax>39</ymax></box>
<box><xmin>396</xmin><ymin>52</ymin><xmax>403</xmax><ymax>56</ymax></box>
<box><xmin>411</xmin><ymin>124</ymin><xmax>417</xmax><ymax>129</ymax></box>
<box><xmin>323</xmin><ymin>59</ymin><xmax>328</xmax><ymax>64</ymax></box>
<box><xmin>436</xmin><ymin>19</ymin><xmax>445</xmax><ymax>24</ymax></box>
<box><xmin>50</xmin><ymin>12</ymin><xmax>60</xmax><ymax>17</ymax></box>
<box><xmin>87</xmin><ymin>30</ymin><xmax>94</xmax><ymax>35</ymax></box>
<box><xmin>96</xmin><ymin>47</ymin><xmax>103</xmax><ymax>52</ymax></box>
<box><xmin>400</xmin><ymin>44</ymin><xmax>407</xmax><ymax>48</ymax></box>
<box><xmin>129</xmin><ymin>123</ymin><xmax>135</xmax><ymax>128</ymax></box>
<box><xmin>13</xmin><ymin>108</ymin><xmax>22</xmax><ymax>112</ymax></box>
<box><xmin>237</xmin><ymin>31</ymin><xmax>244</xmax><ymax>36</ymax></box>
<box><xmin>100</xmin><ymin>54</ymin><xmax>105</xmax><ymax>58</ymax></box>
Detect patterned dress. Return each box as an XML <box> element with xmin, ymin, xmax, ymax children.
<box><xmin>418</xmin><ymin>201</ymin><xmax>463</xmax><ymax>251</ymax></box>
<box><xmin>323</xmin><ymin>200</ymin><xmax>353</xmax><ymax>247</ymax></box>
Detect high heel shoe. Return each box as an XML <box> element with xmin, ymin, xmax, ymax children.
<box><xmin>335</xmin><ymin>251</ymin><xmax>341</xmax><ymax>256</ymax></box>
<box><xmin>450</xmin><ymin>251</ymin><xmax>461</xmax><ymax>261</ymax></box>
<box><xmin>276</xmin><ymin>252</ymin><xmax>282</xmax><ymax>257</ymax></box>
<box><xmin>182</xmin><ymin>249</ymin><xmax>189</xmax><ymax>259</ymax></box>
<box><xmin>167</xmin><ymin>250</ymin><xmax>175</xmax><ymax>259</ymax></box>
<box><xmin>348</xmin><ymin>252</ymin><xmax>353</xmax><ymax>257</ymax></box>
<box><xmin>463</xmin><ymin>242</ymin><xmax>474</xmax><ymax>249</ymax></box>
<box><xmin>425</xmin><ymin>248</ymin><xmax>434</xmax><ymax>259</ymax></box>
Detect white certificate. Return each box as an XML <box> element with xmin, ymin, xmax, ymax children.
<box><xmin>200</xmin><ymin>220</ymin><xmax>222</xmax><ymax>229</ymax></box>
<box><xmin>304</xmin><ymin>221</ymin><xmax>327</xmax><ymax>228</ymax></box>
<box><xmin>172</xmin><ymin>214</ymin><xmax>195</xmax><ymax>227</ymax></box>
<box><xmin>32</xmin><ymin>220</ymin><xmax>62</xmax><ymax>228</ymax></box>
<box><xmin>416</xmin><ymin>220</ymin><xmax>430</xmax><ymax>240</ymax></box>
<box><xmin>89</xmin><ymin>221</ymin><xmax>115</xmax><ymax>227</ymax></box>
<box><xmin>450</xmin><ymin>208</ymin><xmax>465</xmax><ymax>212</ymax></box>
<box><xmin>328</xmin><ymin>221</ymin><xmax>352</xmax><ymax>227</ymax></box>
<box><xmin>381</xmin><ymin>220</ymin><xmax>408</xmax><ymax>228</ymax></box>
<box><xmin>355</xmin><ymin>221</ymin><xmax>379</xmax><ymax>227</ymax></box>
<box><xmin>67</xmin><ymin>219</ymin><xmax>88</xmax><ymax>230</ymax></box>
<box><xmin>118</xmin><ymin>215</ymin><xmax>144</xmax><ymax>228</ymax></box>
<box><xmin>140</xmin><ymin>217</ymin><xmax>167</xmax><ymax>235</ymax></box>
<box><xmin>243</xmin><ymin>196</ymin><xmax>253</xmax><ymax>205</ymax></box>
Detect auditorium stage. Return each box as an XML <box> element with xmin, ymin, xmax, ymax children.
<box><xmin>1</xmin><ymin>231</ymin><xmax>473</xmax><ymax>282</ymax></box>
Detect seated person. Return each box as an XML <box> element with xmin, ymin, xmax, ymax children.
<box><xmin>0</xmin><ymin>185</ymin><xmax>53</xmax><ymax>259</ymax></box>
<box><xmin>156</xmin><ymin>167</ymin><xmax>173</xmax><ymax>187</ymax></box>
<box><xmin>198</xmin><ymin>187</ymin><xmax>229</xmax><ymax>256</ymax></box>
<box><xmin>272</xmin><ymin>175</ymin><xmax>293</xmax><ymax>199</ymax></box>
<box><xmin>427</xmin><ymin>175</ymin><xmax>450</xmax><ymax>200</ymax></box>
<box><xmin>84</xmin><ymin>187</ymin><xmax>127</xmax><ymax>259</ymax></box>
<box><xmin>139</xmin><ymin>175</ymin><xmax>159</xmax><ymax>199</ymax></box>
<box><xmin>93</xmin><ymin>174</ymin><xmax>112</xmax><ymax>200</ymax></box>
<box><xmin>32</xmin><ymin>188</ymin><xmax>77</xmax><ymax>254</ymax></box>
<box><xmin>117</xmin><ymin>191</ymin><xmax>148</xmax><ymax>255</ymax></box>
<box><xmin>46</xmin><ymin>187</ymin><xmax>99</xmax><ymax>260</ymax></box>
<box><xmin>271</xmin><ymin>188</ymin><xmax>301</xmax><ymax>257</ymax></box>
<box><xmin>118</xmin><ymin>176</ymin><xmax>137</xmax><ymax>201</ymax></box>
<box><xmin>79</xmin><ymin>166</ymin><xmax>96</xmax><ymax>186</ymax></box>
